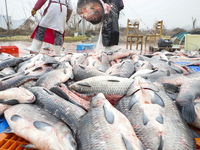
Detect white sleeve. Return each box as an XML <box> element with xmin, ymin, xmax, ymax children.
<box><xmin>67</xmin><ymin>0</ymin><xmax>73</xmax><ymax>10</ymax></box>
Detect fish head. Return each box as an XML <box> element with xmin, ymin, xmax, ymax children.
<box><xmin>18</xmin><ymin>87</ymin><xmax>36</xmax><ymax>103</ymax></box>
<box><xmin>127</xmin><ymin>76</ymin><xmax>159</xmax><ymax>96</ymax></box>
<box><xmin>91</xmin><ymin>93</ymin><xmax>107</xmax><ymax>108</ymax></box>
<box><xmin>77</xmin><ymin>0</ymin><xmax>111</xmax><ymax>24</ymax></box>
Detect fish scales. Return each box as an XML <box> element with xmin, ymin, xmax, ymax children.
<box><xmin>115</xmin><ymin>77</ymin><xmax>196</xmax><ymax>150</ymax></box>
<box><xmin>77</xmin><ymin>93</ymin><xmax>144</xmax><ymax>150</ymax></box>
<box><xmin>30</xmin><ymin>86</ymin><xmax>86</xmax><ymax>135</ymax></box>
<box><xmin>70</xmin><ymin>76</ymin><xmax>134</xmax><ymax>95</ymax></box>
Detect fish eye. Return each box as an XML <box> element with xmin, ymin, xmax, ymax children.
<box><xmin>93</xmin><ymin>11</ymin><xmax>99</xmax><ymax>14</ymax></box>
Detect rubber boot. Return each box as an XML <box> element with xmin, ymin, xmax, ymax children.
<box><xmin>54</xmin><ymin>45</ymin><xmax>62</xmax><ymax>55</ymax></box>
<box><xmin>27</xmin><ymin>39</ymin><xmax>43</xmax><ymax>54</ymax></box>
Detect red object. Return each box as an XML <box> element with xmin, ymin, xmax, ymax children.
<box><xmin>0</xmin><ymin>46</ymin><xmax>19</xmax><ymax>57</ymax></box>
<box><xmin>31</xmin><ymin>25</ymin><xmax>65</xmax><ymax>45</ymax></box>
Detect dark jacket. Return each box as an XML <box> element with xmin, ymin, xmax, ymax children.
<box><xmin>102</xmin><ymin>0</ymin><xmax>124</xmax><ymax>46</ymax></box>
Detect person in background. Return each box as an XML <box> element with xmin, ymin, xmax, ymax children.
<box><xmin>27</xmin><ymin>0</ymin><xmax>73</xmax><ymax>55</ymax></box>
<box><xmin>102</xmin><ymin>0</ymin><xmax>124</xmax><ymax>51</ymax></box>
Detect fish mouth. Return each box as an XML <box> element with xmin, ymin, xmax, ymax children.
<box><xmin>28</xmin><ymin>96</ymin><xmax>36</xmax><ymax>102</ymax></box>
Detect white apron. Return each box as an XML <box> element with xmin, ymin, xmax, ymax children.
<box><xmin>39</xmin><ymin>0</ymin><xmax>68</xmax><ymax>34</ymax></box>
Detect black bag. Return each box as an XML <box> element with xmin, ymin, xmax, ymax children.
<box><xmin>158</xmin><ymin>38</ymin><xmax>173</xmax><ymax>47</ymax></box>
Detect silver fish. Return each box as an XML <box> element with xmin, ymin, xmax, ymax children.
<box><xmin>77</xmin><ymin>93</ymin><xmax>144</xmax><ymax>150</ymax></box>
<box><xmin>116</xmin><ymin>77</ymin><xmax>196</xmax><ymax>150</ymax></box>
<box><xmin>69</xmin><ymin>76</ymin><xmax>134</xmax><ymax>95</ymax></box>
<box><xmin>36</xmin><ymin>62</ymin><xmax>74</xmax><ymax>89</ymax></box>
<box><xmin>73</xmin><ymin>64</ymin><xmax>106</xmax><ymax>81</ymax></box>
<box><xmin>30</xmin><ymin>86</ymin><xmax>86</xmax><ymax>135</ymax></box>
<box><xmin>4</xmin><ymin>104</ymin><xmax>76</xmax><ymax>150</ymax></box>
<box><xmin>106</xmin><ymin>59</ymin><xmax>135</xmax><ymax>78</ymax></box>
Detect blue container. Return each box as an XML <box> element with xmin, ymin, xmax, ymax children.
<box><xmin>0</xmin><ymin>116</ymin><xmax>9</xmax><ymax>134</ymax></box>
<box><xmin>175</xmin><ymin>62</ymin><xmax>200</xmax><ymax>72</ymax></box>
<box><xmin>76</xmin><ymin>44</ymin><xmax>96</xmax><ymax>53</ymax></box>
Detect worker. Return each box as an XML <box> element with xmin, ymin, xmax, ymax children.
<box><xmin>27</xmin><ymin>0</ymin><xmax>73</xmax><ymax>55</ymax></box>
<box><xmin>102</xmin><ymin>0</ymin><xmax>124</xmax><ymax>50</ymax></box>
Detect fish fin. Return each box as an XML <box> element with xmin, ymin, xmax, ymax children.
<box><xmin>129</xmin><ymin>94</ymin><xmax>138</xmax><ymax>110</ymax></box>
<box><xmin>70</xmin><ymin>73</ymin><xmax>74</xmax><ymax>80</ymax></box>
<box><xmin>4</xmin><ymin>128</ymin><xmax>14</xmax><ymax>133</ymax></box>
<box><xmin>117</xmin><ymin>62</ymin><xmax>125</xmax><ymax>69</ymax></box>
<box><xmin>151</xmin><ymin>93</ymin><xmax>165</xmax><ymax>107</ymax></box>
<box><xmin>158</xmin><ymin>135</ymin><xmax>164</xmax><ymax>150</ymax></box>
<box><xmin>21</xmin><ymin>143</ymin><xmax>38</xmax><ymax>149</ymax></box>
<box><xmin>143</xmin><ymin>112</ymin><xmax>149</xmax><ymax>125</ymax></box>
<box><xmin>126</xmin><ymin>81</ymin><xmax>135</xmax><ymax>96</ymax></box>
<box><xmin>64</xmin><ymin>68</ymin><xmax>67</xmax><ymax>74</ymax></box>
<box><xmin>0</xmin><ymin>99</ymin><xmax>19</xmax><ymax>105</ymax></box>
<box><xmin>43</xmin><ymin>88</ymin><xmax>54</xmax><ymax>95</ymax></box>
<box><xmin>99</xmin><ymin>55</ymin><xmax>102</xmax><ymax>62</ymax></box>
<box><xmin>107</xmin><ymin>79</ymin><xmax>120</xmax><ymax>82</ymax></box>
<box><xmin>121</xmin><ymin>134</ymin><xmax>134</xmax><ymax>150</ymax></box>
<box><xmin>190</xmin><ymin>127</ymin><xmax>200</xmax><ymax>138</ymax></box>
<box><xmin>156</xmin><ymin>113</ymin><xmax>164</xmax><ymax>124</ymax></box>
<box><xmin>33</xmin><ymin>121</ymin><xmax>52</xmax><ymax>131</ymax></box>
<box><xmin>32</xmin><ymin>67</ymin><xmax>42</xmax><ymax>72</ymax></box>
<box><xmin>79</xmin><ymin>64</ymin><xmax>85</xmax><ymax>69</ymax></box>
<box><xmin>11</xmin><ymin>114</ymin><xmax>22</xmax><ymax>121</ymax></box>
<box><xmin>92</xmin><ymin>61</ymin><xmax>96</xmax><ymax>66</ymax></box>
<box><xmin>111</xmin><ymin>74</ymin><xmax>121</xmax><ymax>77</ymax></box>
<box><xmin>180</xmin><ymin>103</ymin><xmax>196</xmax><ymax>123</ymax></box>
<box><xmin>103</xmin><ymin>104</ymin><xmax>114</xmax><ymax>124</ymax></box>
<box><xmin>50</xmin><ymin>86</ymin><xmax>69</xmax><ymax>99</ymax></box>
<box><xmin>78</xmin><ymin>82</ymin><xmax>91</xmax><ymax>87</ymax></box>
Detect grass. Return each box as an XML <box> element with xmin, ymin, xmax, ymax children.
<box><xmin>0</xmin><ymin>35</ymin><xmax>89</xmax><ymax>42</ymax></box>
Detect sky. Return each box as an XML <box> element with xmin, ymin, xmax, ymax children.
<box><xmin>0</xmin><ymin>0</ymin><xmax>200</xmax><ymax>30</ymax></box>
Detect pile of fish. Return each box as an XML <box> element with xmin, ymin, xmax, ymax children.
<box><xmin>0</xmin><ymin>48</ymin><xmax>200</xmax><ymax>149</ymax></box>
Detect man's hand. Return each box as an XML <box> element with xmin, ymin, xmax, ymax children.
<box><xmin>31</xmin><ymin>9</ymin><xmax>37</xmax><ymax>17</ymax></box>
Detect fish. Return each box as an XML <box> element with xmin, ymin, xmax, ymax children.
<box><xmin>0</xmin><ymin>57</ymin><xmax>24</xmax><ymax>71</ymax></box>
<box><xmin>73</xmin><ymin>64</ymin><xmax>106</xmax><ymax>81</ymax></box>
<box><xmin>156</xmin><ymin>71</ymin><xmax>200</xmax><ymax>86</ymax></box>
<box><xmin>190</xmin><ymin>101</ymin><xmax>200</xmax><ymax>129</ymax></box>
<box><xmin>176</xmin><ymin>79</ymin><xmax>200</xmax><ymax>123</ymax></box>
<box><xmin>17</xmin><ymin>54</ymin><xmax>58</xmax><ymax>73</ymax></box>
<box><xmin>115</xmin><ymin>77</ymin><xmax>196</xmax><ymax>150</ymax></box>
<box><xmin>0</xmin><ymin>87</ymin><xmax>35</xmax><ymax>115</ymax></box>
<box><xmin>82</xmin><ymin>52</ymin><xmax>110</xmax><ymax>72</ymax></box>
<box><xmin>77</xmin><ymin>93</ymin><xmax>144</xmax><ymax>150</ymax></box>
<box><xmin>50</xmin><ymin>84</ymin><xmax>90</xmax><ymax>111</ymax></box>
<box><xmin>4</xmin><ymin>104</ymin><xmax>76</xmax><ymax>150</ymax></box>
<box><xmin>30</xmin><ymin>86</ymin><xmax>86</xmax><ymax>135</ymax></box>
<box><xmin>107</xmin><ymin>49</ymin><xmax>137</xmax><ymax>61</ymax></box>
<box><xmin>35</xmin><ymin>61</ymin><xmax>74</xmax><ymax>89</ymax></box>
<box><xmin>106</xmin><ymin>59</ymin><xmax>136</xmax><ymax>78</ymax></box>
<box><xmin>69</xmin><ymin>76</ymin><xmax>134</xmax><ymax>95</ymax></box>
<box><xmin>69</xmin><ymin>53</ymin><xmax>88</xmax><ymax>67</ymax></box>
<box><xmin>77</xmin><ymin>0</ymin><xmax>111</xmax><ymax>24</ymax></box>
<box><xmin>0</xmin><ymin>67</ymin><xmax>16</xmax><ymax>77</ymax></box>
<box><xmin>0</xmin><ymin>71</ymin><xmax>38</xmax><ymax>91</ymax></box>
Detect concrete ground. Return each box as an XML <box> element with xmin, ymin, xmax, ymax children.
<box><xmin>0</xmin><ymin>40</ymin><xmax>145</xmax><ymax>57</ymax></box>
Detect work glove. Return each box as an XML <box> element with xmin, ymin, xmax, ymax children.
<box><xmin>31</xmin><ymin>9</ymin><xmax>37</xmax><ymax>17</ymax></box>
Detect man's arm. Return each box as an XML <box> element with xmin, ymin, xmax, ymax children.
<box><xmin>66</xmin><ymin>9</ymin><xmax>73</xmax><ymax>23</ymax></box>
<box><xmin>32</xmin><ymin>0</ymin><xmax>47</xmax><ymax>17</ymax></box>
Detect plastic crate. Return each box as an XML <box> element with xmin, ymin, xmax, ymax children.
<box><xmin>175</xmin><ymin>62</ymin><xmax>200</xmax><ymax>72</ymax></box>
<box><xmin>0</xmin><ymin>132</ymin><xmax>29</xmax><ymax>150</ymax></box>
<box><xmin>0</xmin><ymin>46</ymin><xmax>19</xmax><ymax>57</ymax></box>
<box><xmin>76</xmin><ymin>44</ymin><xmax>96</xmax><ymax>53</ymax></box>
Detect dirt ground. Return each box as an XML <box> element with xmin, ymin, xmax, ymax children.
<box><xmin>0</xmin><ymin>40</ymin><xmax>131</xmax><ymax>57</ymax></box>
